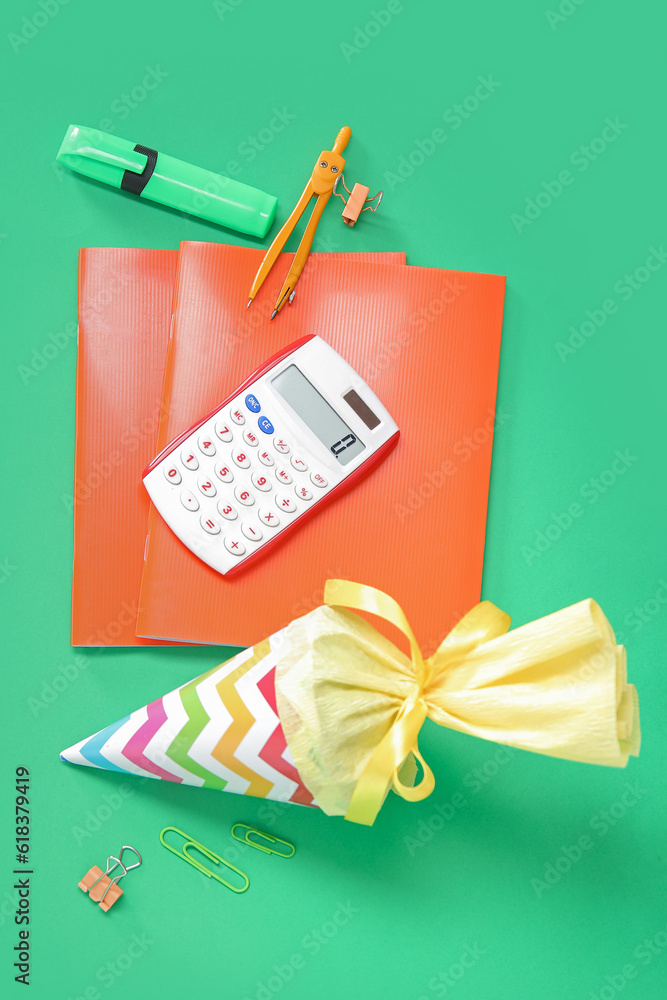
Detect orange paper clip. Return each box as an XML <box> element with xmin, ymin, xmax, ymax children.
<box><xmin>333</xmin><ymin>175</ymin><xmax>383</xmax><ymax>227</ymax></box>
<box><xmin>78</xmin><ymin>846</ymin><xmax>142</xmax><ymax>912</ymax></box>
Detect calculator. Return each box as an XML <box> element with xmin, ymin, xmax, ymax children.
<box><xmin>143</xmin><ymin>335</ymin><xmax>399</xmax><ymax>577</ymax></box>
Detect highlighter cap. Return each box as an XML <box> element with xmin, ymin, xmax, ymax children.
<box><xmin>57</xmin><ymin>125</ymin><xmax>277</xmax><ymax>239</ymax></box>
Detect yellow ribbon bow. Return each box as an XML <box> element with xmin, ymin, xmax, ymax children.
<box><xmin>325</xmin><ymin>581</ymin><xmax>511</xmax><ymax>825</ymax></box>
<box><xmin>274</xmin><ymin>580</ymin><xmax>639</xmax><ymax>826</ymax></box>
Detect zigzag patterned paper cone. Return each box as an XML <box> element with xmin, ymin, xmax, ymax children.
<box><xmin>61</xmin><ymin>582</ymin><xmax>640</xmax><ymax>827</ymax></box>
<box><xmin>60</xmin><ymin>636</ymin><xmax>316</xmax><ymax>808</ymax></box>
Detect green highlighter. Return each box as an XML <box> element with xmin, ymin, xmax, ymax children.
<box><xmin>57</xmin><ymin>124</ymin><xmax>278</xmax><ymax>239</ymax></box>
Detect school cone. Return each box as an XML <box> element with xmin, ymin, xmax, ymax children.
<box><xmin>59</xmin><ymin>640</ymin><xmax>316</xmax><ymax>807</ymax></box>
<box><xmin>60</xmin><ymin>579</ymin><xmax>641</xmax><ymax>827</ymax></box>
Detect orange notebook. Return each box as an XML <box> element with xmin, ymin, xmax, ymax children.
<box><xmin>137</xmin><ymin>242</ymin><xmax>505</xmax><ymax>654</ymax></box>
<box><xmin>72</xmin><ymin>247</ymin><xmax>179</xmax><ymax>646</ymax></box>
<box><xmin>72</xmin><ymin>247</ymin><xmax>405</xmax><ymax>646</ymax></box>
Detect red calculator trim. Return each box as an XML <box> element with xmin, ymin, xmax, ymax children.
<box><xmin>143</xmin><ymin>333</ymin><xmax>400</xmax><ymax>579</ymax></box>
<box><xmin>225</xmin><ymin>429</ymin><xmax>399</xmax><ymax>578</ymax></box>
<box><xmin>143</xmin><ymin>335</ymin><xmax>316</xmax><ymax>479</ymax></box>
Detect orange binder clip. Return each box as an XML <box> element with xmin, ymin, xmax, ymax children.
<box><xmin>78</xmin><ymin>845</ymin><xmax>142</xmax><ymax>912</ymax></box>
<box><xmin>333</xmin><ymin>175</ymin><xmax>383</xmax><ymax>227</ymax></box>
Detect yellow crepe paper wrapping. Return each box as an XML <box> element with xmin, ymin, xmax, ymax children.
<box><xmin>274</xmin><ymin>581</ymin><xmax>640</xmax><ymax>825</ymax></box>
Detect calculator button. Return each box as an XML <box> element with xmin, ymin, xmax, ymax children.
<box><xmin>273</xmin><ymin>437</ymin><xmax>290</xmax><ymax>454</ymax></box>
<box><xmin>163</xmin><ymin>465</ymin><xmax>181</xmax><ymax>484</ymax></box>
<box><xmin>224</xmin><ymin>536</ymin><xmax>246</xmax><ymax>557</ymax></box>
<box><xmin>251</xmin><ymin>472</ymin><xmax>272</xmax><ymax>492</ymax></box>
<box><xmin>200</xmin><ymin>515</ymin><xmax>221</xmax><ymax>535</ymax></box>
<box><xmin>258</xmin><ymin>416</ymin><xmax>274</xmax><ymax>435</ymax></box>
<box><xmin>310</xmin><ymin>472</ymin><xmax>328</xmax><ymax>489</ymax></box>
<box><xmin>197</xmin><ymin>476</ymin><xmax>217</xmax><ymax>497</ymax></box>
<box><xmin>245</xmin><ymin>394</ymin><xmax>261</xmax><ymax>413</ymax></box>
<box><xmin>198</xmin><ymin>435</ymin><xmax>216</xmax><ymax>457</ymax></box>
<box><xmin>275</xmin><ymin>494</ymin><xmax>296</xmax><ymax>513</ymax></box>
<box><xmin>290</xmin><ymin>456</ymin><xmax>308</xmax><ymax>473</ymax></box>
<box><xmin>180</xmin><ymin>450</ymin><xmax>199</xmax><ymax>470</ymax></box>
<box><xmin>295</xmin><ymin>484</ymin><xmax>313</xmax><ymax>502</ymax></box>
<box><xmin>243</xmin><ymin>429</ymin><xmax>259</xmax><ymax>448</ymax></box>
<box><xmin>217</xmin><ymin>501</ymin><xmax>238</xmax><ymax>521</ymax></box>
<box><xmin>214</xmin><ymin>463</ymin><xmax>234</xmax><ymax>484</ymax></box>
<box><xmin>258</xmin><ymin>449</ymin><xmax>275</xmax><ymax>467</ymax></box>
<box><xmin>276</xmin><ymin>467</ymin><xmax>293</xmax><ymax>485</ymax></box>
<box><xmin>241</xmin><ymin>521</ymin><xmax>263</xmax><ymax>542</ymax></box>
<box><xmin>214</xmin><ymin>421</ymin><xmax>233</xmax><ymax>443</ymax></box>
<box><xmin>234</xmin><ymin>486</ymin><xmax>255</xmax><ymax>507</ymax></box>
<box><xmin>180</xmin><ymin>490</ymin><xmax>200</xmax><ymax>511</ymax></box>
<box><xmin>232</xmin><ymin>449</ymin><xmax>251</xmax><ymax>469</ymax></box>
<box><xmin>258</xmin><ymin>507</ymin><xmax>280</xmax><ymax>527</ymax></box>
<box><xmin>230</xmin><ymin>407</ymin><xmax>245</xmax><ymax>426</ymax></box>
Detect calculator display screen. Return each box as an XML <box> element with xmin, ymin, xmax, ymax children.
<box><xmin>272</xmin><ymin>365</ymin><xmax>365</xmax><ymax>466</ymax></box>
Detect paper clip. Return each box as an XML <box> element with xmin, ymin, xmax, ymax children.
<box><xmin>159</xmin><ymin>826</ymin><xmax>249</xmax><ymax>893</ymax></box>
<box><xmin>231</xmin><ymin>823</ymin><xmax>296</xmax><ymax>859</ymax></box>
<box><xmin>78</xmin><ymin>845</ymin><xmax>142</xmax><ymax>912</ymax></box>
<box><xmin>333</xmin><ymin>175</ymin><xmax>383</xmax><ymax>227</ymax></box>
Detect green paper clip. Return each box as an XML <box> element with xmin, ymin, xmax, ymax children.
<box><xmin>159</xmin><ymin>827</ymin><xmax>249</xmax><ymax>893</ymax></box>
<box><xmin>231</xmin><ymin>823</ymin><xmax>295</xmax><ymax>858</ymax></box>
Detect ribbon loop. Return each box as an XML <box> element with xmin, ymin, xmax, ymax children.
<box><xmin>323</xmin><ymin>582</ymin><xmax>513</xmax><ymax>825</ymax></box>
<box><xmin>392</xmin><ymin>748</ymin><xmax>435</xmax><ymax>802</ymax></box>
<box><xmin>324</xmin><ymin>579</ymin><xmax>427</xmax><ymax>683</ymax></box>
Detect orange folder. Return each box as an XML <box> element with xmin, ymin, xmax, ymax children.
<box><xmin>72</xmin><ymin>247</ymin><xmax>406</xmax><ymax>645</ymax></box>
<box><xmin>137</xmin><ymin>242</ymin><xmax>505</xmax><ymax>654</ymax></box>
<box><xmin>72</xmin><ymin>248</ymin><xmax>179</xmax><ymax>646</ymax></box>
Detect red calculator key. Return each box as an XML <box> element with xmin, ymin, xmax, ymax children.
<box><xmin>232</xmin><ymin>449</ymin><xmax>251</xmax><ymax>469</ymax></box>
<box><xmin>234</xmin><ymin>486</ymin><xmax>255</xmax><ymax>507</ymax></box>
<box><xmin>241</xmin><ymin>521</ymin><xmax>263</xmax><ymax>542</ymax></box>
<box><xmin>310</xmin><ymin>472</ymin><xmax>328</xmax><ymax>489</ymax></box>
<box><xmin>242</xmin><ymin>429</ymin><xmax>259</xmax><ymax>448</ymax></box>
<box><xmin>200</xmin><ymin>515</ymin><xmax>221</xmax><ymax>535</ymax></box>
<box><xmin>275</xmin><ymin>494</ymin><xmax>296</xmax><ymax>513</ymax></box>
<box><xmin>214</xmin><ymin>421</ymin><xmax>233</xmax><ymax>443</ymax></box>
<box><xmin>224</xmin><ymin>536</ymin><xmax>246</xmax><ymax>556</ymax></box>
<box><xmin>180</xmin><ymin>450</ymin><xmax>199</xmax><ymax>470</ymax></box>
<box><xmin>251</xmin><ymin>472</ymin><xmax>271</xmax><ymax>492</ymax></box>
<box><xmin>258</xmin><ymin>507</ymin><xmax>280</xmax><ymax>527</ymax></box>
<box><xmin>217</xmin><ymin>501</ymin><xmax>238</xmax><ymax>521</ymax></box>
<box><xmin>180</xmin><ymin>490</ymin><xmax>199</xmax><ymax>512</ymax></box>
<box><xmin>290</xmin><ymin>457</ymin><xmax>308</xmax><ymax>472</ymax></box>
<box><xmin>230</xmin><ymin>408</ymin><xmax>246</xmax><ymax>426</ymax></box>
<box><xmin>295</xmin><ymin>484</ymin><xmax>313</xmax><ymax>502</ymax></box>
<box><xmin>276</xmin><ymin>468</ymin><xmax>293</xmax><ymax>484</ymax></box>
<box><xmin>214</xmin><ymin>463</ymin><xmax>234</xmax><ymax>484</ymax></box>
<box><xmin>258</xmin><ymin>449</ymin><xmax>275</xmax><ymax>467</ymax></box>
<box><xmin>198</xmin><ymin>435</ymin><xmax>216</xmax><ymax>457</ymax></box>
<box><xmin>163</xmin><ymin>465</ymin><xmax>181</xmax><ymax>484</ymax></box>
<box><xmin>197</xmin><ymin>476</ymin><xmax>217</xmax><ymax>497</ymax></box>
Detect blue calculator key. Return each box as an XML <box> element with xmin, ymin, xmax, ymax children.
<box><xmin>258</xmin><ymin>416</ymin><xmax>274</xmax><ymax>434</ymax></box>
<box><xmin>245</xmin><ymin>394</ymin><xmax>261</xmax><ymax>413</ymax></box>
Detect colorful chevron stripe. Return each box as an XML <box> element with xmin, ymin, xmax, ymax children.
<box><xmin>257</xmin><ymin>669</ymin><xmax>314</xmax><ymax>806</ymax></box>
<box><xmin>59</xmin><ymin>635</ymin><xmax>317</xmax><ymax>808</ymax></box>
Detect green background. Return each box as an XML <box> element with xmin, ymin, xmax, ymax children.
<box><xmin>1</xmin><ymin>1</ymin><xmax>665</xmax><ymax>998</ymax></box>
